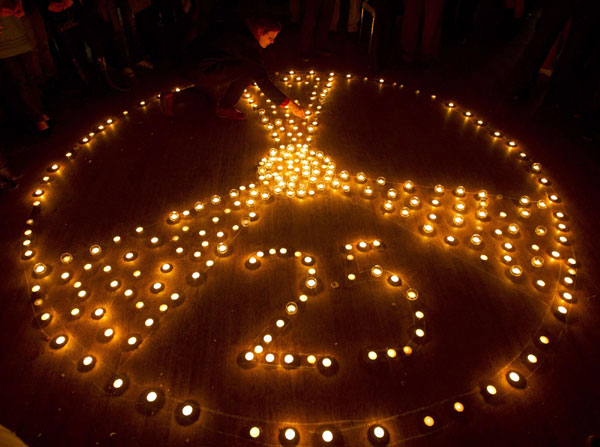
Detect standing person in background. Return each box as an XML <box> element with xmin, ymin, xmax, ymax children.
<box><xmin>330</xmin><ymin>0</ymin><xmax>360</xmax><ymax>33</ymax></box>
<box><xmin>0</xmin><ymin>0</ymin><xmax>53</xmax><ymax>134</ymax></box>
<box><xmin>42</xmin><ymin>0</ymin><xmax>132</xmax><ymax>92</ymax></box>
<box><xmin>0</xmin><ymin>152</ymin><xmax>19</xmax><ymax>190</ymax></box>
<box><xmin>161</xmin><ymin>16</ymin><xmax>305</xmax><ymax>120</ymax></box>
<box><xmin>400</xmin><ymin>0</ymin><xmax>446</xmax><ymax>66</ymax></box>
<box><xmin>102</xmin><ymin>0</ymin><xmax>154</xmax><ymax>79</ymax></box>
<box><xmin>22</xmin><ymin>0</ymin><xmax>56</xmax><ymax>86</ymax></box>
<box><xmin>289</xmin><ymin>0</ymin><xmax>300</xmax><ymax>25</ymax></box>
<box><xmin>299</xmin><ymin>0</ymin><xmax>335</xmax><ymax>61</ymax></box>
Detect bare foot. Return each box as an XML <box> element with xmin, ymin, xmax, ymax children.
<box><xmin>36</xmin><ymin>121</ymin><xmax>49</xmax><ymax>131</ymax></box>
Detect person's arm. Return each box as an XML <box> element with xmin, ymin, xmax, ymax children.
<box><xmin>252</xmin><ymin>69</ymin><xmax>304</xmax><ymax>117</ymax></box>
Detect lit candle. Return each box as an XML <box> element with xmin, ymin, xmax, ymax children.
<box><xmin>305</xmin><ymin>277</ymin><xmax>317</xmax><ymax>289</ymax></box>
<box><xmin>406</xmin><ymin>289</ymin><xmax>418</xmax><ymax>300</ymax></box>
<box><xmin>53</xmin><ymin>335</ymin><xmax>68</xmax><ymax>347</ymax></box>
<box><xmin>372</xmin><ymin>426</ymin><xmax>386</xmax><ymax>439</ymax></box>
<box><xmin>507</xmin><ymin>371</ymin><xmax>522</xmax><ymax>384</ymax></box>
<box><xmin>33</xmin><ymin>263</ymin><xmax>47</xmax><ymax>275</ymax></box>
<box><xmin>371</xmin><ymin>265</ymin><xmax>383</xmax><ymax>277</ymax></box>
<box><xmin>510</xmin><ymin>265</ymin><xmax>523</xmax><ymax>277</ymax></box>
<box><xmin>284</xmin><ymin>428</ymin><xmax>297</xmax><ymax>441</ymax></box>
<box><xmin>249</xmin><ymin>427</ymin><xmax>261</xmax><ymax>438</ymax></box>
<box><xmin>286</xmin><ymin>302</ymin><xmax>298</xmax><ymax>315</ymax></box>
<box><xmin>470</xmin><ymin>234</ymin><xmax>482</xmax><ymax>245</ymax></box>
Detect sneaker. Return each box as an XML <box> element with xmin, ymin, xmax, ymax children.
<box><xmin>97</xmin><ymin>58</ymin><xmax>131</xmax><ymax>92</ymax></box>
<box><xmin>136</xmin><ymin>59</ymin><xmax>154</xmax><ymax>70</ymax></box>
<box><xmin>215</xmin><ymin>106</ymin><xmax>247</xmax><ymax>120</ymax></box>
<box><xmin>316</xmin><ymin>47</ymin><xmax>332</xmax><ymax>57</ymax></box>
<box><xmin>160</xmin><ymin>92</ymin><xmax>174</xmax><ymax>116</ymax></box>
<box><xmin>300</xmin><ymin>52</ymin><xmax>311</xmax><ymax>62</ymax></box>
<box><xmin>122</xmin><ymin>67</ymin><xmax>135</xmax><ymax>78</ymax></box>
<box><xmin>0</xmin><ymin>168</ymin><xmax>19</xmax><ymax>190</ymax></box>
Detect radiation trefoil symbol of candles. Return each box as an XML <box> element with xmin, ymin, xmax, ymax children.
<box><xmin>21</xmin><ymin>71</ymin><xmax>578</xmax><ymax>445</ymax></box>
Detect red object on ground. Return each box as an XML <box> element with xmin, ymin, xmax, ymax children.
<box><xmin>215</xmin><ymin>107</ymin><xmax>247</xmax><ymax>120</ymax></box>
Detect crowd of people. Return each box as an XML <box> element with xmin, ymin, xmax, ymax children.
<box><xmin>1</xmin><ymin>0</ymin><xmax>599</xmax><ymax>190</ymax></box>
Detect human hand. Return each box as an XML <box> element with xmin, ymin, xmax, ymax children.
<box><xmin>287</xmin><ymin>101</ymin><xmax>305</xmax><ymax>118</ymax></box>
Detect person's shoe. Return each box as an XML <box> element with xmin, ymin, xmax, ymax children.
<box><xmin>215</xmin><ymin>106</ymin><xmax>247</xmax><ymax>120</ymax></box>
<box><xmin>299</xmin><ymin>52</ymin><xmax>311</xmax><ymax>62</ymax></box>
<box><xmin>34</xmin><ymin>120</ymin><xmax>52</xmax><ymax>137</ymax></box>
<box><xmin>160</xmin><ymin>92</ymin><xmax>174</xmax><ymax>116</ymax></box>
<box><xmin>97</xmin><ymin>57</ymin><xmax>132</xmax><ymax>92</ymax></box>
<box><xmin>135</xmin><ymin>59</ymin><xmax>154</xmax><ymax>70</ymax></box>
<box><xmin>0</xmin><ymin>167</ymin><xmax>19</xmax><ymax>190</ymax></box>
<box><xmin>122</xmin><ymin>67</ymin><xmax>135</xmax><ymax>78</ymax></box>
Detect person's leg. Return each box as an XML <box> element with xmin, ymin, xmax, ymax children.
<box><xmin>0</xmin><ymin>151</ymin><xmax>19</xmax><ymax>189</ymax></box>
<box><xmin>290</xmin><ymin>0</ymin><xmax>301</xmax><ymax>24</ymax></box>
<box><xmin>315</xmin><ymin>0</ymin><xmax>336</xmax><ymax>50</ymax></box>
<box><xmin>20</xmin><ymin>51</ymin><xmax>45</xmax><ymax>117</ymax></box>
<box><xmin>0</xmin><ymin>53</ymin><xmax>46</xmax><ymax>127</ymax></box>
<box><xmin>118</xmin><ymin>0</ymin><xmax>145</xmax><ymax>65</ymax></box>
<box><xmin>421</xmin><ymin>0</ymin><xmax>446</xmax><ymax>62</ymax></box>
<box><xmin>23</xmin><ymin>8</ymin><xmax>57</xmax><ymax>85</ymax></box>
<box><xmin>171</xmin><ymin>60</ymin><xmax>253</xmax><ymax>117</ymax></box>
<box><xmin>401</xmin><ymin>0</ymin><xmax>425</xmax><ymax>63</ymax></box>
<box><xmin>300</xmin><ymin>0</ymin><xmax>320</xmax><ymax>54</ymax></box>
<box><xmin>330</xmin><ymin>0</ymin><xmax>340</xmax><ymax>32</ymax></box>
<box><xmin>104</xmin><ymin>0</ymin><xmax>133</xmax><ymax>69</ymax></box>
<box><xmin>199</xmin><ymin>60</ymin><xmax>253</xmax><ymax>104</ymax></box>
<box><xmin>510</xmin><ymin>0</ymin><xmax>571</xmax><ymax>98</ymax></box>
<box><xmin>348</xmin><ymin>0</ymin><xmax>361</xmax><ymax>32</ymax></box>
<box><xmin>135</xmin><ymin>4</ymin><xmax>162</xmax><ymax>61</ymax></box>
<box><xmin>545</xmin><ymin>2</ymin><xmax>600</xmax><ymax>109</ymax></box>
<box><xmin>219</xmin><ymin>78</ymin><xmax>252</xmax><ymax>108</ymax></box>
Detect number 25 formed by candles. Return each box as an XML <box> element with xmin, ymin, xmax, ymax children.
<box><xmin>26</xmin><ymin>71</ymin><xmax>577</xmax><ymax>438</ymax></box>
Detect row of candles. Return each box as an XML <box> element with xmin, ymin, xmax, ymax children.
<box><xmin>17</xmin><ymin>70</ymin><xmax>579</xmax><ymax>445</ymax></box>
